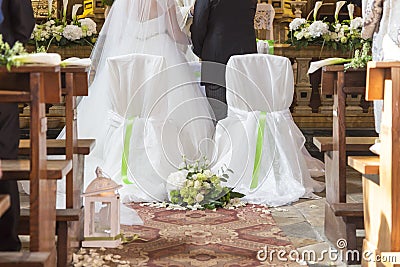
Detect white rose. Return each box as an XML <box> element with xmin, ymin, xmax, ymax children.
<box><xmin>203</xmin><ymin>170</ymin><xmax>212</xmax><ymax>177</ymax></box>
<box><xmin>194</xmin><ymin>180</ymin><xmax>201</xmax><ymax>189</ymax></box>
<box><xmin>195</xmin><ymin>193</ymin><xmax>204</xmax><ymax>203</ymax></box>
<box><xmin>335</xmin><ymin>23</ymin><xmax>341</xmax><ymax>33</ymax></box>
<box><xmin>167</xmin><ymin>170</ymin><xmax>188</xmax><ymax>189</ymax></box>
<box><xmin>295</xmin><ymin>31</ymin><xmax>304</xmax><ymax>40</ymax></box>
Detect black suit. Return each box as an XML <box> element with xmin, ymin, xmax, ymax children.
<box><xmin>0</xmin><ymin>0</ymin><xmax>34</xmax><ymax>251</ymax></box>
<box><xmin>191</xmin><ymin>0</ymin><xmax>257</xmax><ymax>121</ymax></box>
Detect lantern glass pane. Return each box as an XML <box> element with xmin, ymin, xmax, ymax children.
<box><xmin>91</xmin><ymin>201</ymin><xmax>112</xmax><ymax>237</ymax></box>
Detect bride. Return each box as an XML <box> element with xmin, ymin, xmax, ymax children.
<box><xmin>54</xmin><ymin>0</ymin><xmax>214</xmax><ymax>214</ymax></box>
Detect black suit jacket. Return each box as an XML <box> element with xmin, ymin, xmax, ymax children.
<box><xmin>190</xmin><ymin>0</ymin><xmax>257</xmax><ymax>86</ymax></box>
<box><xmin>0</xmin><ymin>0</ymin><xmax>35</xmax><ymax>45</ymax></box>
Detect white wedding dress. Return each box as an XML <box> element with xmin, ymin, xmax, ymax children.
<box><xmin>42</xmin><ymin>0</ymin><xmax>213</xmax><ymax>224</ymax></box>
<box><xmin>76</xmin><ymin>0</ymin><xmax>213</xmax><ymax>199</ymax></box>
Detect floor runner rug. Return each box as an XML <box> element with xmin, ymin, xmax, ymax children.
<box><xmin>75</xmin><ymin>204</ymin><xmax>302</xmax><ymax>266</ymax></box>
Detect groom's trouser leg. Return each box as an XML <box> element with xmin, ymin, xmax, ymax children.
<box><xmin>0</xmin><ymin>103</ymin><xmax>21</xmax><ymax>251</ymax></box>
<box><xmin>205</xmin><ymin>84</ymin><xmax>227</xmax><ymax>122</ymax></box>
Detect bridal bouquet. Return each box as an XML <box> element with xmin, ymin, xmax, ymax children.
<box><xmin>167</xmin><ymin>158</ymin><xmax>245</xmax><ymax>210</ymax></box>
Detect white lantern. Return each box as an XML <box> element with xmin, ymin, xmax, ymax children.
<box><xmin>82</xmin><ymin>168</ymin><xmax>123</xmax><ymax>248</ymax></box>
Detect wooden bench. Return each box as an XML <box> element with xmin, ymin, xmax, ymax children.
<box><xmin>0</xmin><ymin>194</ymin><xmax>10</xmax><ymax>217</ymax></box>
<box><xmin>18</xmin><ymin>139</ymin><xmax>95</xmax><ymax>156</ymax></box>
<box><xmin>348</xmin><ymin>156</ymin><xmax>380</xmax><ymax>175</ymax></box>
<box><xmin>313</xmin><ymin>136</ymin><xmax>376</xmax><ymax>152</ymax></box>
<box><xmin>319</xmin><ymin>66</ymin><xmax>370</xmax><ymax>264</ymax></box>
<box><xmin>18</xmin><ymin>208</ymin><xmax>83</xmax><ymax>267</ymax></box>
<box><xmin>15</xmin><ymin>67</ymin><xmax>91</xmax><ymax>267</ymax></box>
<box><xmin>331</xmin><ymin>203</ymin><xmax>364</xmax><ymax>217</ymax></box>
<box><xmin>1</xmin><ymin>65</ymin><xmax>63</xmax><ymax>266</ymax></box>
<box><xmin>0</xmin><ymin>252</ymin><xmax>52</xmax><ymax>267</ymax></box>
<box><xmin>0</xmin><ymin>160</ymin><xmax>72</xmax><ymax>180</ymax></box>
<box><xmin>356</xmin><ymin>61</ymin><xmax>400</xmax><ymax>267</ymax></box>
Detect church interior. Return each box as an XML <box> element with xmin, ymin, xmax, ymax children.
<box><xmin>1</xmin><ymin>0</ymin><xmax>399</xmax><ymax>266</ymax></box>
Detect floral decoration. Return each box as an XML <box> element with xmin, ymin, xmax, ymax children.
<box><xmin>0</xmin><ymin>35</ymin><xmax>27</xmax><ymax>70</ymax></box>
<box><xmin>344</xmin><ymin>41</ymin><xmax>372</xmax><ymax>70</ymax></box>
<box><xmin>166</xmin><ymin>158</ymin><xmax>245</xmax><ymax>210</ymax></box>
<box><xmin>30</xmin><ymin>2</ymin><xmax>97</xmax><ymax>51</ymax></box>
<box><xmin>288</xmin><ymin>1</ymin><xmax>369</xmax><ymax>52</ymax></box>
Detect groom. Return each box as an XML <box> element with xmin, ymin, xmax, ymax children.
<box><xmin>191</xmin><ymin>0</ymin><xmax>257</xmax><ymax>121</ymax></box>
<box><xmin>0</xmin><ymin>0</ymin><xmax>35</xmax><ymax>251</ymax></box>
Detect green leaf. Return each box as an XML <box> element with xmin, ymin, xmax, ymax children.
<box><xmin>230</xmin><ymin>192</ymin><xmax>245</xmax><ymax>199</ymax></box>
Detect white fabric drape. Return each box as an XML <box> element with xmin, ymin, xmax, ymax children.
<box><xmin>42</xmin><ymin>0</ymin><xmax>213</xmax><ymax>221</ymax></box>
<box><xmin>212</xmin><ymin>54</ymin><xmax>324</xmax><ymax>206</ymax></box>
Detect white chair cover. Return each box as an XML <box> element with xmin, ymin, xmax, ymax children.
<box><xmin>213</xmin><ymin>54</ymin><xmax>324</xmax><ymax>206</ymax></box>
<box><xmin>102</xmin><ymin>54</ymin><xmax>180</xmax><ymax>203</ymax></box>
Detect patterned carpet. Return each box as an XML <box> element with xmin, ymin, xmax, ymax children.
<box><xmin>97</xmin><ymin>204</ymin><xmax>302</xmax><ymax>267</ymax></box>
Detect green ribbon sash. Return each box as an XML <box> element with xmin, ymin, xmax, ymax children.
<box><xmin>84</xmin><ymin>234</ymin><xmax>122</xmax><ymax>241</ymax></box>
<box><xmin>250</xmin><ymin>111</ymin><xmax>267</xmax><ymax>189</ymax></box>
<box><xmin>121</xmin><ymin>117</ymin><xmax>135</xmax><ymax>185</ymax></box>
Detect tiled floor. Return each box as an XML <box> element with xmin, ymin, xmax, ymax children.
<box><xmin>270</xmin><ymin>167</ymin><xmax>363</xmax><ymax>267</ymax></box>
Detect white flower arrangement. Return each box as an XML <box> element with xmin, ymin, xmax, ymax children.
<box><xmin>29</xmin><ymin>3</ymin><xmax>97</xmax><ymax>51</ymax></box>
<box><xmin>288</xmin><ymin>2</ymin><xmax>369</xmax><ymax>52</ymax></box>
<box><xmin>166</xmin><ymin>158</ymin><xmax>245</xmax><ymax>210</ymax></box>
<box><xmin>0</xmin><ymin>34</ymin><xmax>62</xmax><ymax>70</ymax></box>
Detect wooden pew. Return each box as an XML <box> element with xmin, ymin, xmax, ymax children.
<box><xmin>0</xmin><ymin>65</ymin><xmax>63</xmax><ymax>266</ymax></box>
<box><xmin>18</xmin><ymin>208</ymin><xmax>83</xmax><ymax>265</ymax></box>
<box><xmin>0</xmin><ymin>192</ymin><xmax>52</xmax><ymax>267</ymax></box>
<box><xmin>16</xmin><ymin>67</ymin><xmax>92</xmax><ymax>267</ymax></box>
<box><xmin>313</xmin><ymin>137</ymin><xmax>376</xmax><ymax>153</ymax></box>
<box><xmin>0</xmin><ymin>252</ymin><xmax>52</xmax><ymax>267</ymax></box>
<box><xmin>350</xmin><ymin>61</ymin><xmax>400</xmax><ymax>267</ymax></box>
<box><xmin>18</xmin><ymin>139</ymin><xmax>95</xmax><ymax>156</ymax></box>
<box><xmin>318</xmin><ymin>65</ymin><xmax>369</xmax><ymax>264</ymax></box>
<box><xmin>56</xmin><ymin>67</ymin><xmax>91</xmax><ymax>267</ymax></box>
<box><xmin>0</xmin><ymin>160</ymin><xmax>72</xmax><ymax>180</ymax></box>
